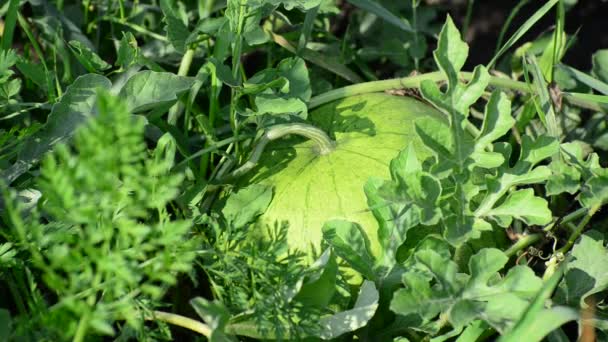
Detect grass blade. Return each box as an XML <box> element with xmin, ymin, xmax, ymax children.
<box><xmin>346</xmin><ymin>0</ymin><xmax>413</xmax><ymax>33</ymax></box>
<box><xmin>495</xmin><ymin>0</ymin><xmax>531</xmax><ymax>54</ymax></box>
<box><xmin>271</xmin><ymin>31</ymin><xmax>363</xmax><ymax>83</ymax></box>
<box><xmin>1</xmin><ymin>0</ymin><xmax>20</xmax><ymax>51</ymax></box>
<box><xmin>489</xmin><ymin>0</ymin><xmax>559</xmax><ymax>69</ymax></box>
<box><xmin>297</xmin><ymin>4</ymin><xmax>320</xmax><ymax>55</ymax></box>
<box><xmin>16</xmin><ymin>13</ymin><xmax>56</xmax><ymax>102</ymax></box>
<box><xmin>565</xmin><ymin>92</ymin><xmax>608</xmax><ymax>104</ymax></box>
<box><xmin>559</xmin><ymin>64</ymin><xmax>608</xmax><ymax>95</ymax></box>
<box><xmin>523</xmin><ymin>54</ymin><xmax>560</xmax><ymax>138</ymax></box>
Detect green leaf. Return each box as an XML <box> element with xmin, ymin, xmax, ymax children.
<box><xmin>209</xmin><ymin>58</ymin><xmax>239</xmax><ymax>87</ymax></box>
<box><xmin>592</xmin><ymin>49</ymin><xmax>608</xmax><ymax>84</ymax></box>
<box><xmin>579</xmin><ymin>173</ymin><xmax>608</xmax><ymax>208</ymax></box>
<box><xmin>276</xmin><ymin>57</ymin><xmax>312</xmax><ymax>102</ymax></box>
<box><xmin>485</xmin><ymin>189</ymin><xmax>552</xmax><ymax>227</ymax></box>
<box><xmin>247</xmin><ymin>57</ymin><xmax>312</xmax><ymax>118</ymax></box>
<box><xmin>4</xmin><ymin>90</ymin><xmax>196</xmax><ymax>338</ymax></box>
<box><xmin>505</xmin><ymin>307</ymin><xmax>578</xmax><ymax>342</ymax></box>
<box><xmin>116</xmin><ymin>32</ymin><xmax>139</xmax><ymax>70</ymax></box>
<box><xmin>489</xmin><ymin>0</ymin><xmax>559</xmax><ymax>68</ymax></box>
<box><xmin>560</xmin><ymin>64</ymin><xmax>608</xmax><ymax>95</ymax></box>
<box><xmin>565</xmin><ymin>92</ymin><xmax>608</xmax><ymax>104</ymax></box>
<box><xmin>318</xmin><ymin>280</ymin><xmax>379</xmax><ymax>339</ymax></box>
<box><xmin>365</xmin><ymin>178</ymin><xmax>421</xmax><ymax>268</ymax></box>
<box><xmin>391</xmin><ymin>248</ymin><xmax>542</xmax><ymax>333</ymax></box>
<box><xmin>415</xmin><ymin>117</ymin><xmax>454</xmax><ymax>163</ymax></box>
<box><xmin>190</xmin><ymin>297</ymin><xmax>235</xmax><ymax>342</ymax></box>
<box><xmin>222</xmin><ymin>184</ymin><xmax>273</xmax><ymax>228</ymax></box>
<box><xmin>443</xmin><ymin>214</ymin><xmax>478</xmax><ymax>248</ymax></box>
<box><xmin>434</xmin><ymin>15</ymin><xmax>468</xmax><ymax>88</ymax></box>
<box><xmin>269</xmin><ymin>0</ymin><xmax>323</xmax><ymax>11</ymax></box>
<box><xmin>346</xmin><ymin>0</ymin><xmax>413</xmax><ymax>33</ymax></box>
<box><xmin>161</xmin><ymin>0</ymin><xmax>190</xmax><ymax>53</ymax></box>
<box><xmin>524</xmin><ymin>54</ymin><xmax>560</xmax><ymax>137</ymax></box>
<box><xmin>0</xmin><ymin>309</ymin><xmax>10</xmax><ymax>342</ymax></box>
<box><xmin>68</xmin><ymin>40</ymin><xmax>111</xmax><ymax>73</ymax></box>
<box><xmin>475</xmin><ymin>91</ymin><xmax>515</xmax><ymax>150</ymax></box>
<box><xmin>546</xmin><ymin>159</ymin><xmax>581</xmax><ymax>195</ymax></box>
<box><xmin>2</xmin><ymin>74</ymin><xmax>112</xmax><ymax>184</ymax></box>
<box><xmin>0</xmin><ymin>243</ymin><xmax>16</xmax><ymax>267</ymax></box>
<box><xmin>295</xmin><ymin>249</ymin><xmax>338</xmax><ymax>308</ymax></box>
<box><xmin>322</xmin><ymin>220</ymin><xmax>376</xmax><ymax>280</ymax></box>
<box><xmin>498</xmin><ymin>260</ymin><xmax>571</xmax><ymax>342</ymax></box>
<box><xmin>555</xmin><ymin>231</ymin><xmax>608</xmax><ymax>307</ymax></box>
<box><xmin>254</xmin><ymin>93</ymin><xmax>308</xmax><ymax>118</ymax></box>
<box><xmin>390</xmin><ymin>145</ymin><xmax>422</xmax><ymax>182</ymax></box>
<box><xmin>16</xmin><ymin>59</ymin><xmax>47</xmax><ymax>90</ymax></box>
<box><xmin>117</xmin><ymin>71</ymin><xmax>196</xmax><ymax>112</ymax></box>
<box><xmin>391</xmin><ymin>270</ymin><xmax>443</xmax><ymax>323</ymax></box>
<box><xmin>367</xmin><ymin>163</ymin><xmax>442</xmax><ymax>262</ymax></box>
<box><xmin>515</xmin><ymin>135</ymin><xmax>560</xmax><ymax>171</ymax></box>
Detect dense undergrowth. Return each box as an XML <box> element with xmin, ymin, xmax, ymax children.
<box><xmin>1</xmin><ymin>0</ymin><xmax>608</xmax><ymax>341</ymax></box>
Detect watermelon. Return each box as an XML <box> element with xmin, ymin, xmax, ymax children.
<box><xmin>244</xmin><ymin>93</ymin><xmax>444</xmax><ymax>259</ymax></box>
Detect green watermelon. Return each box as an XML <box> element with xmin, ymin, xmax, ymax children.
<box><xmin>245</xmin><ymin>93</ymin><xmax>444</xmax><ymax>259</ymax></box>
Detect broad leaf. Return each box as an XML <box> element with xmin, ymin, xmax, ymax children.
<box><xmin>475</xmin><ymin>91</ymin><xmax>514</xmax><ymax>150</ymax></box>
<box><xmin>222</xmin><ymin>184</ymin><xmax>273</xmax><ymax>228</ymax></box>
<box><xmin>555</xmin><ymin>231</ymin><xmax>608</xmax><ymax>307</ymax></box>
<box><xmin>592</xmin><ymin>49</ymin><xmax>608</xmax><ymax>83</ymax></box>
<box><xmin>116</xmin><ymin>32</ymin><xmax>139</xmax><ymax>70</ymax></box>
<box><xmin>295</xmin><ymin>249</ymin><xmax>338</xmax><ymax>308</ymax></box>
<box><xmin>2</xmin><ymin>74</ymin><xmax>111</xmax><ymax>184</ymax></box>
<box><xmin>322</xmin><ymin>220</ymin><xmax>376</xmax><ymax>280</ymax></box>
<box><xmin>433</xmin><ymin>15</ymin><xmax>468</xmax><ymax>88</ymax></box>
<box><xmin>391</xmin><ymin>248</ymin><xmax>542</xmax><ymax>333</ymax></box>
<box><xmin>117</xmin><ymin>71</ymin><xmax>196</xmax><ymax>112</ymax></box>
<box><xmin>485</xmin><ymin>189</ymin><xmax>552</xmax><ymax>227</ymax></box>
<box><xmin>318</xmin><ymin>280</ymin><xmax>379</xmax><ymax>339</ymax></box>
<box><xmin>546</xmin><ymin>159</ymin><xmax>581</xmax><ymax>195</ymax></box>
<box><xmin>579</xmin><ymin>174</ymin><xmax>608</xmax><ymax>208</ymax></box>
<box><xmin>161</xmin><ymin>0</ymin><xmax>190</xmax><ymax>53</ymax></box>
<box><xmin>68</xmin><ymin>40</ymin><xmax>111</xmax><ymax>72</ymax></box>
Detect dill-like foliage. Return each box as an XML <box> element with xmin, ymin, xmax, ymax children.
<box><xmin>2</xmin><ymin>90</ymin><xmax>198</xmax><ymax>339</ymax></box>
<box><xmin>198</xmin><ymin>215</ymin><xmax>322</xmax><ymax>340</ymax></box>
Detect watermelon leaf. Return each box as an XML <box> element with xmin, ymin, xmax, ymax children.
<box><xmin>391</xmin><ymin>248</ymin><xmax>543</xmax><ymax>334</ymax></box>
<box><xmin>554</xmin><ymin>231</ymin><xmax>608</xmax><ymax>307</ymax></box>
<box><xmin>322</xmin><ymin>220</ymin><xmax>376</xmax><ymax>280</ymax></box>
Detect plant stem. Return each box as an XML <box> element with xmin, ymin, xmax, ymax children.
<box><xmin>230</xmin><ymin>0</ymin><xmax>247</xmax><ymax>158</ymax></box>
<box><xmin>151</xmin><ymin>310</ymin><xmax>212</xmax><ymax>337</ymax></box>
<box><xmin>73</xmin><ymin>312</ymin><xmax>90</xmax><ymax>342</ymax></box>
<box><xmin>173</xmin><ymin>133</ymin><xmax>254</xmax><ymax>170</ymax></box>
<box><xmin>309</xmin><ymin>71</ymin><xmax>604</xmax><ymax>112</ymax></box>
<box><xmin>556</xmin><ymin>204</ymin><xmax>600</xmax><ymax>255</ymax></box>
<box><xmin>168</xmin><ymin>48</ymin><xmax>195</xmax><ymax>125</ymax></box>
<box><xmin>17</xmin><ymin>13</ymin><xmax>55</xmax><ymax>103</ymax></box>
<box><xmin>505</xmin><ymin>233</ymin><xmax>542</xmax><ymax>257</ymax></box>
<box><xmin>102</xmin><ymin>16</ymin><xmax>169</xmax><ymax>42</ymax></box>
<box><xmin>229</xmin><ymin>123</ymin><xmax>335</xmax><ymax>179</ymax></box>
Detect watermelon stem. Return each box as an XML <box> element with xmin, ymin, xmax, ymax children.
<box><xmin>229</xmin><ymin>123</ymin><xmax>335</xmax><ymax>179</ymax></box>
<box><xmin>309</xmin><ymin>71</ymin><xmax>604</xmax><ymax>113</ymax></box>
